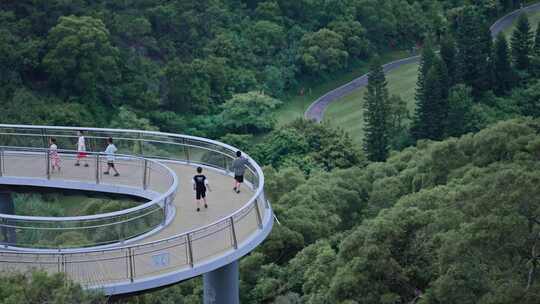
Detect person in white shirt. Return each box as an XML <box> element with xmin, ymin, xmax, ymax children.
<box><xmin>103</xmin><ymin>137</ymin><xmax>119</xmax><ymax>176</ymax></box>
<box><xmin>75</xmin><ymin>130</ymin><xmax>88</xmax><ymax>167</ymax></box>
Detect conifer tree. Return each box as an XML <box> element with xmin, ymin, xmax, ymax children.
<box><xmin>511</xmin><ymin>13</ymin><xmax>533</xmax><ymax>71</ymax></box>
<box><xmin>440</xmin><ymin>33</ymin><xmax>458</xmax><ymax>86</ymax></box>
<box><xmin>531</xmin><ymin>20</ymin><xmax>540</xmax><ymax>76</ymax></box>
<box><xmin>412</xmin><ymin>57</ymin><xmax>449</xmax><ymax>141</ymax></box>
<box><xmin>363</xmin><ymin>57</ymin><xmax>389</xmax><ymax>162</ymax></box>
<box><xmin>411</xmin><ymin>40</ymin><xmax>436</xmax><ymax>140</ymax></box>
<box><xmin>534</xmin><ymin>20</ymin><xmax>540</xmax><ymax>55</ymax></box>
<box><xmin>493</xmin><ymin>33</ymin><xmax>514</xmax><ymax>95</ymax></box>
<box><xmin>455</xmin><ymin>6</ymin><xmax>492</xmax><ymax>95</ymax></box>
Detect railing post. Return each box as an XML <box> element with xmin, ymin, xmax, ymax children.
<box><xmin>41</xmin><ymin>128</ymin><xmax>47</xmax><ymax>148</ymax></box>
<box><xmin>142</xmin><ymin>159</ymin><xmax>148</xmax><ymax>190</ymax></box>
<box><xmin>138</xmin><ymin>133</ymin><xmax>144</xmax><ymax>156</ymax></box>
<box><xmin>183</xmin><ymin>138</ymin><xmax>190</xmax><ymax>163</ymax></box>
<box><xmin>57</xmin><ymin>254</ymin><xmax>61</xmax><ymax>272</ymax></box>
<box><xmin>60</xmin><ymin>253</ymin><xmax>65</xmax><ymax>273</ymax></box>
<box><xmin>95</xmin><ymin>154</ymin><xmax>100</xmax><ymax>184</ymax></box>
<box><xmin>128</xmin><ymin>247</ymin><xmax>135</xmax><ymax>282</ymax></box>
<box><xmin>46</xmin><ymin>148</ymin><xmax>50</xmax><ymax>180</ymax></box>
<box><xmin>187</xmin><ymin>234</ymin><xmax>194</xmax><ymax>267</ymax></box>
<box><xmin>0</xmin><ymin>147</ymin><xmax>3</xmax><ymax>177</ymax></box>
<box><xmin>230</xmin><ymin>217</ymin><xmax>238</xmax><ymax>249</ymax></box>
<box><xmin>254</xmin><ymin>200</ymin><xmax>263</xmax><ymax>229</ymax></box>
<box><xmin>223</xmin><ymin>154</ymin><xmax>227</xmax><ymax>172</ymax></box>
<box><xmin>162</xmin><ymin>197</ymin><xmax>168</xmax><ymax>226</ymax></box>
<box><xmin>125</xmin><ymin>249</ymin><xmax>130</xmax><ymax>280</ymax></box>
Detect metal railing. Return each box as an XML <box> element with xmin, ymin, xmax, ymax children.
<box><xmin>0</xmin><ymin>145</ymin><xmax>178</xmax><ymax>249</ymax></box>
<box><xmin>0</xmin><ymin>124</ymin><xmax>269</xmax><ymax>291</ymax></box>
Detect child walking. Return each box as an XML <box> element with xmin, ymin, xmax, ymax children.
<box><xmin>49</xmin><ymin>138</ymin><xmax>61</xmax><ymax>172</ymax></box>
<box><xmin>75</xmin><ymin>130</ymin><xmax>88</xmax><ymax>167</ymax></box>
<box><xmin>103</xmin><ymin>137</ymin><xmax>120</xmax><ymax>176</ymax></box>
<box><xmin>193</xmin><ymin>167</ymin><xmax>211</xmax><ymax>212</ymax></box>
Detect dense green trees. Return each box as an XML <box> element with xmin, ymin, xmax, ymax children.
<box><xmin>363</xmin><ymin>58</ymin><xmax>390</xmax><ymax>162</ymax></box>
<box><xmin>253</xmin><ymin>119</ymin><xmax>363</xmax><ymax>173</ymax></box>
<box><xmin>0</xmin><ymin>0</ymin><xmax>476</xmax><ymax>133</ymax></box>
<box><xmin>246</xmin><ymin>118</ymin><xmax>540</xmax><ymax>304</ymax></box>
<box><xmin>0</xmin><ymin>271</ymin><xmax>104</xmax><ymax>303</ymax></box>
<box><xmin>219</xmin><ymin>92</ymin><xmax>282</xmax><ymax>134</ymax></box>
<box><xmin>300</xmin><ymin>28</ymin><xmax>349</xmax><ymax>75</ymax></box>
<box><xmin>43</xmin><ymin>16</ymin><xmax>120</xmax><ymax>102</ymax></box>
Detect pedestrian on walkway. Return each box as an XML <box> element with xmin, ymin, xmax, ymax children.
<box><xmin>75</xmin><ymin>130</ymin><xmax>88</xmax><ymax>167</ymax></box>
<box><xmin>193</xmin><ymin>167</ymin><xmax>211</xmax><ymax>212</ymax></box>
<box><xmin>103</xmin><ymin>137</ymin><xmax>120</xmax><ymax>176</ymax></box>
<box><xmin>231</xmin><ymin>151</ymin><xmax>249</xmax><ymax>194</ymax></box>
<box><xmin>49</xmin><ymin>137</ymin><xmax>61</xmax><ymax>173</ymax></box>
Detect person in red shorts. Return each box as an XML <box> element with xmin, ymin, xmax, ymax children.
<box><xmin>75</xmin><ymin>130</ymin><xmax>88</xmax><ymax>167</ymax></box>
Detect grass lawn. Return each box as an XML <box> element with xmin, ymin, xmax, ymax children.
<box><xmin>323</xmin><ymin>61</ymin><xmax>419</xmax><ymax>145</ymax></box>
<box><xmin>324</xmin><ymin>8</ymin><xmax>540</xmax><ymax>145</ymax></box>
<box><xmin>274</xmin><ymin>50</ymin><xmax>410</xmax><ymax>126</ymax></box>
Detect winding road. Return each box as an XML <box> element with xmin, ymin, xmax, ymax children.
<box><xmin>304</xmin><ymin>2</ymin><xmax>540</xmax><ymax>122</ymax></box>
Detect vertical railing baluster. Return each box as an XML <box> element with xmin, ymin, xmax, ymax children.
<box><xmin>57</xmin><ymin>254</ymin><xmax>61</xmax><ymax>272</ymax></box>
<box><xmin>125</xmin><ymin>249</ymin><xmax>129</xmax><ymax>280</ymax></box>
<box><xmin>254</xmin><ymin>200</ymin><xmax>263</xmax><ymax>229</ymax></box>
<box><xmin>230</xmin><ymin>217</ymin><xmax>238</xmax><ymax>249</ymax></box>
<box><xmin>138</xmin><ymin>133</ymin><xmax>144</xmax><ymax>156</ymax></box>
<box><xmin>162</xmin><ymin>197</ymin><xmax>168</xmax><ymax>225</ymax></box>
<box><xmin>128</xmin><ymin>247</ymin><xmax>134</xmax><ymax>282</ymax></box>
<box><xmin>142</xmin><ymin>159</ymin><xmax>148</xmax><ymax>190</ymax></box>
<box><xmin>187</xmin><ymin>234</ymin><xmax>194</xmax><ymax>267</ymax></box>
<box><xmin>0</xmin><ymin>147</ymin><xmax>3</xmax><ymax>177</ymax></box>
<box><xmin>223</xmin><ymin>154</ymin><xmax>227</xmax><ymax>172</ymax></box>
<box><xmin>95</xmin><ymin>154</ymin><xmax>100</xmax><ymax>184</ymax></box>
<box><xmin>184</xmin><ymin>138</ymin><xmax>190</xmax><ymax>163</ymax></box>
<box><xmin>46</xmin><ymin>147</ymin><xmax>50</xmax><ymax>180</ymax></box>
<box><xmin>60</xmin><ymin>253</ymin><xmax>65</xmax><ymax>273</ymax></box>
<box><xmin>40</xmin><ymin>128</ymin><xmax>47</xmax><ymax>148</ymax></box>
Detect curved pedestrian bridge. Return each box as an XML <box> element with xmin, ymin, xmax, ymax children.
<box><xmin>0</xmin><ymin>125</ymin><xmax>273</xmax><ymax>295</ymax></box>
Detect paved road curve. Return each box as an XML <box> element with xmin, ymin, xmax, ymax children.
<box><xmin>304</xmin><ymin>2</ymin><xmax>540</xmax><ymax>122</ymax></box>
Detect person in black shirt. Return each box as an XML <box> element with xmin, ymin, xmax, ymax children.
<box><xmin>193</xmin><ymin>167</ymin><xmax>211</xmax><ymax>212</ymax></box>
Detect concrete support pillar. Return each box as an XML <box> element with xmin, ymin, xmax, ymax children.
<box><xmin>203</xmin><ymin>260</ymin><xmax>239</xmax><ymax>304</ymax></box>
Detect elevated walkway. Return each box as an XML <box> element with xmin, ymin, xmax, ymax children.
<box><xmin>0</xmin><ymin>125</ymin><xmax>273</xmax><ymax>296</ymax></box>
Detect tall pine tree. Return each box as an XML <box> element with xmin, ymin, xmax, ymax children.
<box><xmin>511</xmin><ymin>13</ymin><xmax>533</xmax><ymax>71</ymax></box>
<box><xmin>412</xmin><ymin>57</ymin><xmax>449</xmax><ymax>141</ymax></box>
<box><xmin>532</xmin><ymin>20</ymin><xmax>540</xmax><ymax>76</ymax></box>
<box><xmin>455</xmin><ymin>6</ymin><xmax>492</xmax><ymax>96</ymax></box>
<box><xmin>493</xmin><ymin>32</ymin><xmax>514</xmax><ymax>95</ymax></box>
<box><xmin>411</xmin><ymin>40</ymin><xmax>436</xmax><ymax>140</ymax></box>
<box><xmin>534</xmin><ymin>20</ymin><xmax>540</xmax><ymax>55</ymax></box>
<box><xmin>363</xmin><ymin>58</ymin><xmax>389</xmax><ymax>162</ymax></box>
<box><xmin>440</xmin><ymin>32</ymin><xmax>458</xmax><ymax>86</ymax></box>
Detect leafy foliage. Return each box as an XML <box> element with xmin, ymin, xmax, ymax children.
<box><xmin>253</xmin><ymin>119</ymin><xmax>364</xmax><ymax>173</ymax></box>
<box><xmin>0</xmin><ymin>271</ymin><xmax>104</xmax><ymax>304</ymax></box>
